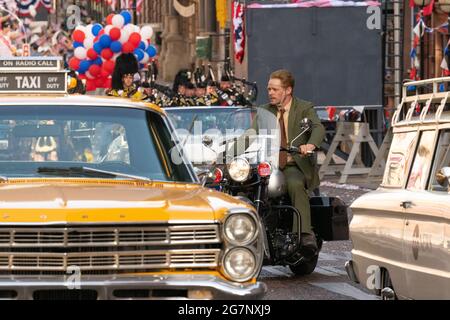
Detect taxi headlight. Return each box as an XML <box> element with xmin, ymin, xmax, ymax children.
<box><xmin>224</xmin><ymin>214</ymin><xmax>257</xmax><ymax>245</ymax></box>
<box><xmin>223</xmin><ymin>247</ymin><xmax>256</xmax><ymax>282</ymax></box>
<box><xmin>228</xmin><ymin>157</ymin><xmax>251</xmax><ymax>182</ymax></box>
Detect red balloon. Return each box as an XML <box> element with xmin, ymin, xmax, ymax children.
<box><xmin>122</xmin><ymin>42</ymin><xmax>135</xmax><ymax>53</ymax></box>
<box><xmin>101</xmin><ymin>48</ymin><xmax>114</xmax><ymax>60</ymax></box>
<box><xmin>100</xmin><ymin>67</ymin><xmax>111</xmax><ymax>78</ymax></box>
<box><xmin>106</xmin><ymin>14</ymin><xmax>114</xmax><ymax>25</ymax></box>
<box><xmin>87</xmin><ymin>48</ymin><xmax>98</xmax><ymax>60</ymax></box>
<box><xmin>88</xmin><ymin>64</ymin><xmax>101</xmax><ymax>77</ymax></box>
<box><xmin>129</xmin><ymin>32</ymin><xmax>142</xmax><ymax>47</ymax></box>
<box><xmin>68</xmin><ymin>57</ymin><xmax>81</xmax><ymax>70</ymax></box>
<box><xmin>98</xmin><ymin>29</ymin><xmax>105</xmax><ymax>36</ymax></box>
<box><xmin>86</xmin><ymin>79</ymin><xmax>97</xmax><ymax>91</ymax></box>
<box><xmin>109</xmin><ymin>28</ymin><xmax>121</xmax><ymax>41</ymax></box>
<box><xmin>95</xmin><ymin>77</ymin><xmax>105</xmax><ymax>88</ymax></box>
<box><xmin>103</xmin><ymin>60</ymin><xmax>115</xmax><ymax>73</ymax></box>
<box><xmin>105</xmin><ymin>78</ymin><xmax>112</xmax><ymax>89</ymax></box>
<box><xmin>72</xmin><ymin>30</ymin><xmax>85</xmax><ymax>43</ymax></box>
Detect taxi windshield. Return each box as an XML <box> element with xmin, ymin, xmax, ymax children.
<box><xmin>0</xmin><ymin>105</ymin><xmax>194</xmax><ymax>183</ymax></box>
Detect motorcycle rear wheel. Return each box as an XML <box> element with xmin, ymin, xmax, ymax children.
<box><xmin>289</xmin><ymin>254</ymin><xmax>319</xmax><ymax>275</ymax></box>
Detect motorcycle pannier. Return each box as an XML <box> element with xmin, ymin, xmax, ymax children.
<box><xmin>309</xmin><ymin>196</ymin><xmax>349</xmax><ymax>241</ymax></box>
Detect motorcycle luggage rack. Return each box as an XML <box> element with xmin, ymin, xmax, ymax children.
<box><xmin>392</xmin><ymin>77</ymin><xmax>450</xmax><ymax>127</ymax></box>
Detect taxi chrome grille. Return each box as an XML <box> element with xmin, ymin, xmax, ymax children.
<box><xmin>0</xmin><ymin>250</ymin><xmax>220</xmax><ymax>271</ymax></box>
<box><xmin>0</xmin><ymin>224</ymin><xmax>221</xmax><ymax>273</ymax></box>
<box><xmin>0</xmin><ymin>225</ymin><xmax>220</xmax><ymax>247</ymax></box>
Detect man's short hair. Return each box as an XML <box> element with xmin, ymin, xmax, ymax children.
<box><xmin>270</xmin><ymin>69</ymin><xmax>295</xmax><ymax>90</ymax></box>
<box><xmin>1</xmin><ymin>21</ymin><xmax>11</xmax><ymax>29</ymax></box>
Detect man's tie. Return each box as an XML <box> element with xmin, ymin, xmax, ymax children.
<box><xmin>279</xmin><ymin>108</ymin><xmax>288</xmax><ymax>170</ymax></box>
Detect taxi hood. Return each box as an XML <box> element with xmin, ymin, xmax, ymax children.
<box><xmin>0</xmin><ymin>179</ymin><xmax>251</xmax><ymax>224</ymax></box>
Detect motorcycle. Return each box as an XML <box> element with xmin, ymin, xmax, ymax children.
<box><xmin>199</xmin><ymin>119</ymin><xmax>350</xmax><ymax>275</ymax></box>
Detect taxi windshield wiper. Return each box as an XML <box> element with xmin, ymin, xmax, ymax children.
<box><xmin>37</xmin><ymin>166</ymin><xmax>152</xmax><ymax>183</ymax></box>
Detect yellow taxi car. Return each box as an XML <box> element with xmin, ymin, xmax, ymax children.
<box><xmin>346</xmin><ymin>77</ymin><xmax>450</xmax><ymax>300</ymax></box>
<box><xmin>0</xmin><ymin>57</ymin><xmax>266</xmax><ymax>300</ymax></box>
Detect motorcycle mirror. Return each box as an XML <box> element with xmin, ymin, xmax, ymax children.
<box><xmin>202</xmin><ymin>135</ymin><xmax>213</xmax><ymax>148</ymax></box>
<box><xmin>300</xmin><ymin>118</ymin><xmax>312</xmax><ymax>131</ymax></box>
<box><xmin>290</xmin><ymin>118</ymin><xmax>313</xmax><ymax>148</ymax></box>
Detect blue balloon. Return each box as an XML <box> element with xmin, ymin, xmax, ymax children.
<box><xmin>93</xmin><ymin>57</ymin><xmax>103</xmax><ymax>66</ymax></box>
<box><xmin>134</xmin><ymin>48</ymin><xmax>145</xmax><ymax>62</ymax></box>
<box><xmin>93</xmin><ymin>42</ymin><xmax>103</xmax><ymax>54</ymax></box>
<box><xmin>92</xmin><ymin>24</ymin><xmax>103</xmax><ymax>37</ymax></box>
<box><xmin>146</xmin><ymin>45</ymin><xmax>157</xmax><ymax>58</ymax></box>
<box><xmin>99</xmin><ymin>35</ymin><xmax>112</xmax><ymax>49</ymax></box>
<box><xmin>110</xmin><ymin>41</ymin><xmax>122</xmax><ymax>53</ymax></box>
<box><xmin>73</xmin><ymin>41</ymin><xmax>83</xmax><ymax>48</ymax></box>
<box><xmin>138</xmin><ymin>41</ymin><xmax>146</xmax><ymax>51</ymax></box>
<box><xmin>120</xmin><ymin>11</ymin><xmax>132</xmax><ymax>25</ymax></box>
<box><xmin>79</xmin><ymin>60</ymin><xmax>91</xmax><ymax>73</ymax></box>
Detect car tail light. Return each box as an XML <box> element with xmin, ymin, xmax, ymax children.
<box><xmin>213</xmin><ymin>168</ymin><xmax>223</xmax><ymax>183</ymax></box>
<box><xmin>257</xmin><ymin>162</ymin><xmax>271</xmax><ymax>177</ymax></box>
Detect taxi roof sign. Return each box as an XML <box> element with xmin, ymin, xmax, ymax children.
<box><xmin>0</xmin><ymin>57</ymin><xmax>67</xmax><ymax>94</ymax></box>
<box><xmin>0</xmin><ymin>57</ymin><xmax>62</xmax><ymax>71</ymax></box>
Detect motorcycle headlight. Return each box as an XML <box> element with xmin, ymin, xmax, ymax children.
<box><xmin>228</xmin><ymin>157</ymin><xmax>251</xmax><ymax>182</ymax></box>
<box><xmin>223</xmin><ymin>247</ymin><xmax>256</xmax><ymax>282</ymax></box>
<box><xmin>224</xmin><ymin>213</ymin><xmax>257</xmax><ymax>245</ymax></box>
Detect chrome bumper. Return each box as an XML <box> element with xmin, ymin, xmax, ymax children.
<box><xmin>345</xmin><ymin>260</ymin><xmax>359</xmax><ymax>284</ymax></box>
<box><xmin>0</xmin><ymin>274</ymin><xmax>267</xmax><ymax>300</ymax></box>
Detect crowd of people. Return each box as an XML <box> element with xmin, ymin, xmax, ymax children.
<box><xmin>68</xmin><ymin>52</ymin><xmax>258</xmax><ymax>108</ymax></box>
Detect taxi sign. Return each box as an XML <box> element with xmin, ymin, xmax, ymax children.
<box><xmin>0</xmin><ymin>57</ymin><xmax>67</xmax><ymax>94</ymax></box>
<box><xmin>0</xmin><ymin>57</ymin><xmax>61</xmax><ymax>70</ymax></box>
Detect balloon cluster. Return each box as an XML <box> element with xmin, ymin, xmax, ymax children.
<box><xmin>68</xmin><ymin>11</ymin><xmax>158</xmax><ymax>91</ymax></box>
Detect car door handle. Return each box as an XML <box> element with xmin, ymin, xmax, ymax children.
<box><xmin>400</xmin><ymin>201</ymin><xmax>413</xmax><ymax>209</ymax></box>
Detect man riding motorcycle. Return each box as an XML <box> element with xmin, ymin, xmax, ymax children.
<box><xmin>231</xmin><ymin>69</ymin><xmax>325</xmax><ymax>256</ymax></box>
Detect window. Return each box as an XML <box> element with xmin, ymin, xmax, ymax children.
<box><xmin>429</xmin><ymin>130</ymin><xmax>450</xmax><ymax>192</ymax></box>
<box><xmin>0</xmin><ymin>106</ymin><xmax>194</xmax><ymax>183</ymax></box>
<box><xmin>382</xmin><ymin>131</ymin><xmax>418</xmax><ymax>188</ymax></box>
<box><xmin>406</xmin><ymin>131</ymin><xmax>436</xmax><ymax>191</ymax></box>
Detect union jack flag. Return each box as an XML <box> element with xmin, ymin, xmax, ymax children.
<box><xmin>232</xmin><ymin>1</ymin><xmax>245</xmax><ymax>63</ymax></box>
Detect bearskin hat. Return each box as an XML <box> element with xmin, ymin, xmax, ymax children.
<box><xmin>111</xmin><ymin>53</ymin><xmax>139</xmax><ymax>90</ymax></box>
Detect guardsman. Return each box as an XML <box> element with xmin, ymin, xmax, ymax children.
<box><xmin>106</xmin><ymin>53</ymin><xmax>148</xmax><ymax>100</ymax></box>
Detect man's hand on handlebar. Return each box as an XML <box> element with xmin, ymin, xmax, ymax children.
<box><xmin>300</xmin><ymin>144</ymin><xmax>316</xmax><ymax>156</ymax></box>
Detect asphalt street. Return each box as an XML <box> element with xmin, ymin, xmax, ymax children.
<box><xmin>260</xmin><ymin>181</ymin><xmax>379</xmax><ymax>300</ymax></box>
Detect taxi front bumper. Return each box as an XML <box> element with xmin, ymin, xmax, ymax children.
<box><xmin>0</xmin><ymin>273</ymin><xmax>267</xmax><ymax>300</ymax></box>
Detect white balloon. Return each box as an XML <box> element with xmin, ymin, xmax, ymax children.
<box><xmin>141</xmin><ymin>52</ymin><xmax>149</xmax><ymax>64</ymax></box>
<box><xmin>85</xmin><ymin>24</ymin><xmax>94</xmax><ymax>36</ymax></box>
<box><xmin>123</xmin><ymin>24</ymin><xmax>135</xmax><ymax>35</ymax></box>
<box><xmin>83</xmin><ymin>36</ymin><xmax>94</xmax><ymax>49</ymax></box>
<box><xmin>140</xmin><ymin>25</ymin><xmax>153</xmax><ymax>40</ymax></box>
<box><xmin>112</xmin><ymin>14</ymin><xmax>125</xmax><ymax>28</ymax></box>
<box><xmin>134</xmin><ymin>25</ymin><xmax>140</xmax><ymax>33</ymax></box>
<box><xmin>104</xmin><ymin>25</ymin><xmax>113</xmax><ymax>35</ymax></box>
<box><xmin>119</xmin><ymin>29</ymin><xmax>130</xmax><ymax>44</ymax></box>
<box><xmin>75</xmin><ymin>25</ymin><xmax>87</xmax><ymax>34</ymax></box>
<box><xmin>74</xmin><ymin>47</ymin><xmax>87</xmax><ymax>60</ymax></box>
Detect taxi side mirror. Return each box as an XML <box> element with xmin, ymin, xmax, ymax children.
<box><xmin>435</xmin><ymin>167</ymin><xmax>450</xmax><ymax>188</ymax></box>
<box><xmin>194</xmin><ymin>167</ymin><xmax>213</xmax><ymax>187</ymax></box>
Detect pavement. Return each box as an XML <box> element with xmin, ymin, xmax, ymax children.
<box><xmin>260</xmin><ymin>178</ymin><xmax>379</xmax><ymax>300</ymax></box>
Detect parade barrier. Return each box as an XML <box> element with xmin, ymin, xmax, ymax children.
<box><xmin>319</xmin><ymin>121</ymin><xmax>380</xmax><ymax>184</ymax></box>
<box><xmin>368</xmin><ymin>127</ymin><xmax>393</xmax><ymax>178</ymax></box>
